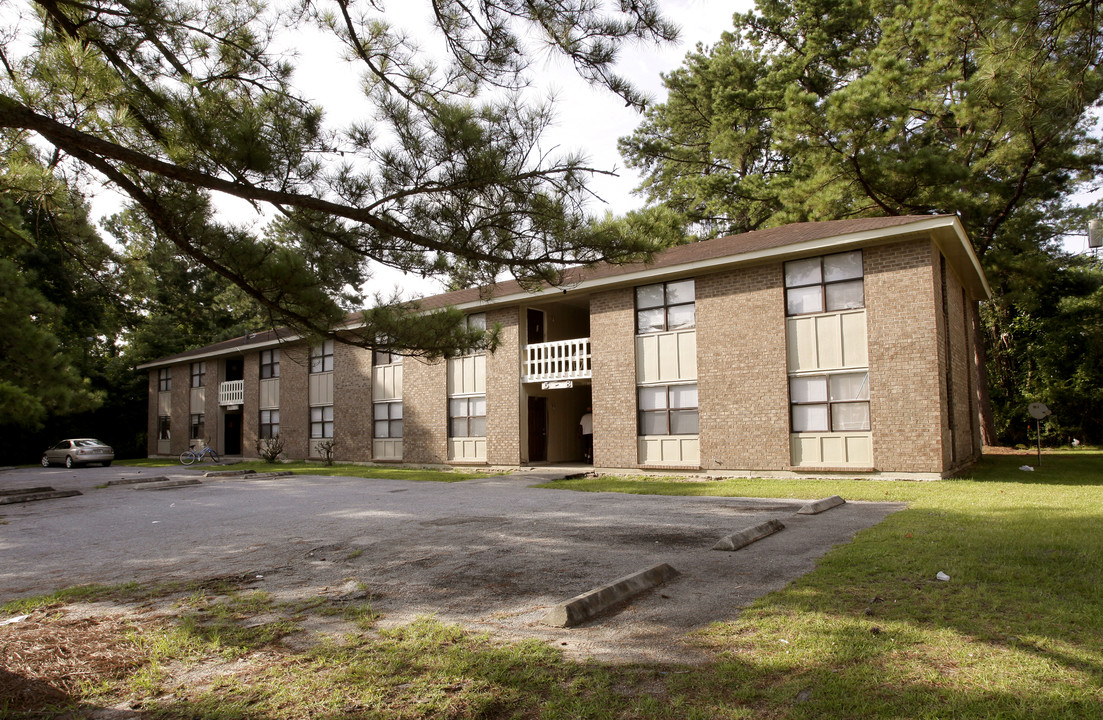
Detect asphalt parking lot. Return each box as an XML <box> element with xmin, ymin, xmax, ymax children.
<box><xmin>0</xmin><ymin>464</ymin><xmax>904</xmax><ymax>662</ymax></box>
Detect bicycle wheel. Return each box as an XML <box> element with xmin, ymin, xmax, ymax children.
<box><xmin>180</xmin><ymin>451</ymin><xmax>196</xmax><ymax>465</ymax></box>
<box><xmin>209</xmin><ymin>450</ymin><xmax>220</xmax><ymax>463</ymax></box>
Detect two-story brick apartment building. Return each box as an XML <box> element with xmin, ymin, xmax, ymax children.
<box><xmin>139</xmin><ymin>215</ymin><xmax>991</xmax><ymax>477</ymax></box>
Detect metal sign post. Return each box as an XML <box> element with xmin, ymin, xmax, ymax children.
<box><xmin>1028</xmin><ymin>403</ymin><xmax>1052</xmax><ymax>468</ymax></box>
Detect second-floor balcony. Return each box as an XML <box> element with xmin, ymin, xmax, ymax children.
<box><xmin>219</xmin><ymin>379</ymin><xmax>244</xmax><ymax>406</ymax></box>
<box><xmin>523</xmin><ymin>338</ymin><xmax>591</xmax><ymax>383</ymax></box>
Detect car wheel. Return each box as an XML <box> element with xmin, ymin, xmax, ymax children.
<box><xmin>41</xmin><ymin>455</ymin><xmax>51</xmax><ymax>467</ymax></box>
<box><xmin>65</xmin><ymin>456</ymin><xmax>74</xmax><ymax>468</ymax></box>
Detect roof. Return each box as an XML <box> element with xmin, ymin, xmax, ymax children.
<box><xmin>138</xmin><ymin>214</ymin><xmax>990</xmax><ymax>369</ymax></box>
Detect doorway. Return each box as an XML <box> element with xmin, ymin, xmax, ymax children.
<box><xmin>224</xmin><ymin>410</ymin><xmax>242</xmax><ymax>455</ymax></box>
<box><xmin>528</xmin><ymin>396</ymin><xmax>547</xmax><ymax>462</ymax></box>
<box><xmin>527</xmin><ymin>308</ymin><xmax>545</xmax><ymax>345</ymax></box>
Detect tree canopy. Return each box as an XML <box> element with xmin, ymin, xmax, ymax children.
<box><xmin>0</xmin><ymin>0</ymin><xmax>677</xmax><ymax>356</ymax></box>
<box><xmin>620</xmin><ymin>0</ymin><xmax>1103</xmax><ymax>443</ymax></box>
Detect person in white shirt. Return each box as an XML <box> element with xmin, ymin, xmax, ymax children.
<box><xmin>579</xmin><ymin>408</ymin><xmax>593</xmax><ymax>462</ymax></box>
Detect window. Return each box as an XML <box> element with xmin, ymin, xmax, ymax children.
<box><xmin>790</xmin><ymin>371</ymin><xmax>870</xmax><ymax>432</ymax></box>
<box><xmin>260</xmin><ymin>349</ymin><xmax>280</xmax><ymax>379</ymax></box>
<box><xmin>374</xmin><ymin>401</ymin><xmax>403</xmax><ymax>438</ymax></box>
<box><xmin>449</xmin><ymin>396</ymin><xmax>486</xmax><ymax>437</ymax></box>
<box><xmin>465</xmin><ymin>313</ymin><xmax>487</xmax><ymax>332</ymax></box>
<box><xmin>260</xmin><ymin>409</ymin><xmax>280</xmax><ymax>439</ymax></box>
<box><xmin>636</xmin><ymin>279</ymin><xmax>695</xmax><ymax>334</ymax></box>
<box><xmin>158</xmin><ymin>416</ymin><xmax>171</xmax><ymax>440</ymax></box>
<box><xmin>784</xmin><ymin>250</ymin><xmax>864</xmax><ymax>316</ymax></box>
<box><xmin>190</xmin><ymin>362</ymin><xmax>206</xmax><ymax>388</ymax></box>
<box><xmin>158</xmin><ymin>368</ymin><xmax>171</xmax><ymax>392</ymax></box>
<box><xmin>638</xmin><ymin>383</ymin><xmax>699</xmax><ymax>435</ymax></box>
<box><xmin>310</xmin><ymin>339</ymin><xmax>334</xmax><ymax>373</ymax></box>
<box><xmin>189</xmin><ymin>414</ymin><xmax>205</xmax><ymax>440</ymax></box>
<box><xmin>373</xmin><ymin>348</ymin><xmax>402</xmax><ymax>366</ymax></box>
<box><xmin>310</xmin><ymin>405</ymin><xmax>334</xmax><ymax>438</ymax></box>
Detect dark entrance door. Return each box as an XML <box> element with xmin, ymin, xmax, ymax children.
<box><xmin>528</xmin><ymin>396</ymin><xmax>547</xmax><ymax>462</ymax></box>
<box><xmin>225</xmin><ymin>356</ymin><xmax>244</xmax><ymax>381</ymax></box>
<box><xmin>527</xmin><ymin>308</ymin><xmax>545</xmax><ymax>344</ymax></box>
<box><xmin>224</xmin><ymin>411</ymin><xmax>242</xmax><ymax>455</ymax></box>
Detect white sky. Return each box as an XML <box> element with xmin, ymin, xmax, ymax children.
<box><xmin>280</xmin><ymin>0</ymin><xmax>757</xmax><ymax>298</ymax></box>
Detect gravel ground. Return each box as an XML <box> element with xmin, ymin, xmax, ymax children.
<box><xmin>0</xmin><ymin>464</ymin><xmax>904</xmax><ymax>663</ymax></box>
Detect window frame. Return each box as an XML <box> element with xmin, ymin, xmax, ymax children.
<box><xmin>158</xmin><ymin>368</ymin><xmax>172</xmax><ymax>392</ymax></box>
<box><xmin>190</xmin><ymin>362</ymin><xmax>206</xmax><ymax>388</ymax></box>
<box><xmin>158</xmin><ymin>415</ymin><xmax>171</xmax><ymax>440</ymax></box>
<box><xmin>789</xmin><ymin>371</ymin><xmax>871</xmax><ymax>433</ymax></box>
<box><xmin>309</xmin><ymin>405</ymin><xmax>334</xmax><ymax>438</ymax></box>
<box><xmin>637</xmin><ymin>383</ymin><xmax>699</xmax><ymax>436</ymax></box>
<box><xmin>259</xmin><ymin>409</ymin><xmax>280</xmax><ymax>439</ymax></box>
<box><xmin>189</xmin><ymin>413</ymin><xmax>205</xmax><ymax>440</ymax></box>
<box><xmin>309</xmin><ymin>339</ymin><xmax>334</xmax><ymax>374</ymax></box>
<box><xmin>784</xmin><ymin>250</ymin><xmax>865</xmax><ymax>317</ymax></box>
<box><xmin>635</xmin><ymin>279</ymin><xmax>696</xmax><ymax>335</ymax></box>
<box><xmin>448</xmin><ymin>395</ymin><xmax>487</xmax><ymax>438</ymax></box>
<box><xmin>260</xmin><ymin>349</ymin><xmax>280</xmax><ymax>379</ymax></box>
<box><xmin>373</xmin><ymin>401</ymin><xmax>403</xmax><ymax>439</ymax></box>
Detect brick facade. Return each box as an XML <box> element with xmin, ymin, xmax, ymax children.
<box><xmin>865</xmin><ymin>240</ymin><xmax>944</xmax><ymax>472</ymax></box>
<box><xmin>242</xmin><ymin>353</ymin><xmax>260</xmax><ymax>459</ymax></box>
<box><xmin>403</xmin><ymin>356</ymin><xmax>448</xmax><ymax>464</ymax></box>
<box><xmin>146</xmin><ymin>372</ymin><xmax>159</xmax><ymax>457</ymax></box>
<box><xmin>697</xmin><ymin>264</ymin><xmax>791</xmax><ymax>471</ymax></box>
<box><xmin>486</xmin><ymin>307</ymin><xmax>521</xmax><ymax>465</ymax></box>
<box><xmin>169</xmin><ymin>365</ymin><xmax>189</xmax><ymax>456</ymax></box>
<box><xmin>589</xmin><ymin>287</ymin><xmax>638</xmax><ymax>468</ymax></box>
<box><xmin>334</xmin><ymin>343</ymin><xmax>374</xmax><ymax>462</ymax></box>
<box><xmin>280</xmin><ymin>345</ymin><xmax>310</xmax><ymax>460</ymax></box>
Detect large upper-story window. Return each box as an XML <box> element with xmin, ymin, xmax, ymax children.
<box><xmin>784</xmin><ymin>250</ymin><xmax>864</xmax><ymax>316</ymax></box>
<box><xmin>158</xmin><ymin>368</ymin><xmax>171</xmax><ymax>392</ymax></box>
<box><xmin>636</xmin><ymin>279</ymin><xmax>695</xmax><ymax>334</ymax></box>
<box><xmin>310</xmin><ymin>339</ymin><xmax>334</xmax><ymax>373</ymax></box>
<box><xmin>373</xmin><ymin>348</ymin><xmax>402</xmax><ymax>366</ymax></box>
<box><xmin>190</xmin><ymin>362</ymin><xmax>205</xmax><ymax>388</ymax></box>
<box><xmin>260</xmin><ymin>349</ymin><xmax>280</xmax><ymax>379</ymax></box>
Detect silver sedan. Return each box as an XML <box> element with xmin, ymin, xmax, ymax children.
<box><xmin>41</xmin><ymin>438</ymin><xmax>114</xmax><ymax>468</ymax></box>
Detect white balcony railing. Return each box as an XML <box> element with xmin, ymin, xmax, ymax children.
<box><xmin>219</xmin><ymin>379</ymin><xmax>245</xmax><ymax>406</ymax></box>
<box><xmin>522</xmin><ymin>338</ymin><xmax>592</xmax><ymax>383</ymax></box>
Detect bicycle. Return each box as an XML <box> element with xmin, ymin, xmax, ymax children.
<box><xmin>180</xmin><ymin>443</ymin><xmax>220</xmax><ymax>465</ymax></box>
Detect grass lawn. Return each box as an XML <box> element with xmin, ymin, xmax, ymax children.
<box><xmin>116</xmin><ymin>457</ymin><xmax>488</xmax><ymax>482</ymax></box>
<box><xmin>5</xmin><ymin>450</ymin><xmax>1101</xmax><ymax>718</ymax></box>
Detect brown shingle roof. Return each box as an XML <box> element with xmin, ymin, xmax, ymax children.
<box><xmin>140</xmin><ymin>215</ymin><xmax>961</xmax><ymax>367</ymax></box>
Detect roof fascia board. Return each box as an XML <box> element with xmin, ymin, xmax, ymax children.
<box><xmin>136</xmin><ymin>335</ymin><xmax>297</xmax><ymax>370</ymax></box>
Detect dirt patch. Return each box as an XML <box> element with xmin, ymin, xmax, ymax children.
<box><xmin>0</xmin><ymin>612</ymin><xmax>146</xmax><ymax>712</ymax></box>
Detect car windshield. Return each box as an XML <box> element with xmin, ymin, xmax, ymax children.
<box><xmin>74</xmin><ymin>439</ymin><xmax>106</xmax><ymax>447</ymax></box>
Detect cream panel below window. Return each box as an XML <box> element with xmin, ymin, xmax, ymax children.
<box><xmin>635</xmin><ymin>330</ymin><xmax>697</xmax><ymax>384</ymax></box>
<box><xmin>637</xmin><ymin>436</ymin><xmax>700</xmax><ymax>466</ymax></box>
<box><xmin>373</xmin><ymin>364</ymin><xmax>403</xmax><ymax>401</ymax></box>
<box><xmin>786</xmin><ymin>310</ymin><xmax>868</xmax><ymax>372</ymax></box>
<box><xmin>157</xmin><ymin>439</ymin><xmax>170</xmax><ymax>455</ymax></box>
<box><xmin>189</xmin><ymin>387</ymin><xmax>205</xmax><ymax>411</ymax></box>
<box><xmin>448</xmin><ymin>437</ymin><xmax>486</xmax><ymax>461</ymax></box>
<box><xmin>259</xmin><ymin>378</ymin><xmax>280</xmax><ymax>409</ymax></box>
<box><xmin>158</xmin><ymin>391</ymin><xmax>171</xmax><ymax>416</ymax></box>
<box><xmin>790</xmin><ymin>433</ymin><xmax>872</xmax><ymax>467</ymax></box>
<box><xmin>373</xmin><ymin>439</ymin><xmax>403</xmax><ymax>461</ymax></box>
<box><xmin>309</xmin><ymin>371</ymin><xmax>334</xmax><ymax>405</ymax></box>
<box><xmin>447</xmin><ymin>355</ymin><xmax>486</xmax><ymax>396</ymax></box>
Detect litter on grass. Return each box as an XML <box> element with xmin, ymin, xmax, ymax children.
<box><xmin>936</xmin><ymin>571</ymin><xmax>950</xmax><ymax>582</ymax></box>
<box><xmin>1019</xmin><ymin>465</ymin><xmax>1035</xmax><ymax>472</ymax></box>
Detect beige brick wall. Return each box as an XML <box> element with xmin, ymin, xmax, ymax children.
<box><xmin>590</xmin><ymin>287</ymin><xmax>638</xmax><ymax>468</ymax></box>
<box><xmin>334</xmin><ymin>342</ymin><xmax>374</xmax><ymax>462</ymax></box>
<box><xmin>403</xmin><ymin>356</ymin><xmax>448</xmax><ymax>464</ymax></box>
<box><xmin>169</xmin><ymin>365</ymin><xmax>190</xmax><ymax>456</ymax></box>
<box><xmin>865</xmin><ymin>240</ymin><xmax>944</xmax><ymax>473</ymax></box>
<box><xmin>937</xmin><ymin>254</ymin><xmax>983</xmax><ymax>470</ymax></box>
<box><xmin>280</xmin><ymin>344</ymin><xmax>310</xmax><ymax>460</ymax></box>
<box><xmin>697</xmin><ymin>265</ymin><xmax>791</xmax><ymax>471</ymax></box>
<box><xmin>241</xmin><ymin>353</ymin><xmax>260</xmax><ymax>458</ymax></box>
<box><xmin>486</xmin><ymin>307</ymin><xmax>521</xmax><ymax>465</ymax></box>
<box><xmin>146</xmin><ymin>372</ymin><xmax>159</xmax><ymax>456</ymax></box>
<box><xmin>204</xmin><ymin>360</ymin><xmax>220</xmax><ymax>452</ymax></box>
